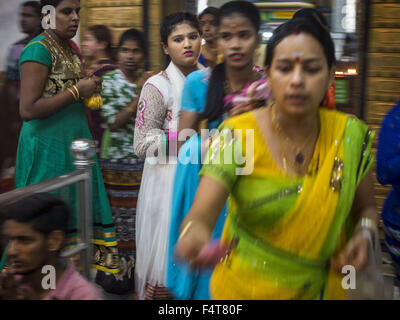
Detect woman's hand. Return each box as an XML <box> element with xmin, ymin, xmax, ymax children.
<box><xmin>331</xmin><ymin>230</ymin><xmax>370</xmax><ymax>273</ymax></box>
<box><xmin>175</xmin><ymin>220</ymin><xmax>212</xmax><ymax>269</ymax></box>
<box><xmin>76</xmin><ymin>76</ymin><xmax>102</xmax><ymax>98</ymax></box>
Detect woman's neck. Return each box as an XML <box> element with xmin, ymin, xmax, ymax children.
<box><xmin>225</xmin><ymin>63</ymin><xmax>255</xmax><ymax>92</ymax></box>
<box><xmin>120</xmin><ymin>67</ymin><xmax>139</xmax><ymax>83</ymax></box>
<box><xmin>92</xmin><ymin>51</ymin><xmax>109</xmax><ymax>64</ymax></box>
<box><xmin>175</xmin><ymin>62</ymin><xmax>198</xmax><ymax>77</ymax></box>
<box><xmin>274</xmin><ymin>106</ymin><xmax>320</xmax><ymax>144</ymax></box>
<box><xmin>205</xmin><ymin>39</ymin><xmax>217</xmax><ymax>50</ymax></box>
<box><xmin>46</xmin><ymin>29</ymin><xmax>68</xmax><ymax>46</ymax></box>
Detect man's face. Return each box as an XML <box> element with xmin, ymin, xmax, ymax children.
<box><xmin>20</xmin><ymin>6</ymin><xmax>41</xmax><ymax>34</ymax></box>
<box><xmin>3</xmin><ymin>220</ymin><xmax>48</xmax><ymax>275</ymax></box>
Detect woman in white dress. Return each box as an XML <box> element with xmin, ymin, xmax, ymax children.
<box><xmin>133</xmin><ymin>12</ymin><xmax>202</xmax><ymax>300</ymax></box>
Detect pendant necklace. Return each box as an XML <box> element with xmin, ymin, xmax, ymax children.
<box><xmin>270</xmin><ymin>104</ymin><xmax>319</xmax><ymax>173</ymax></box>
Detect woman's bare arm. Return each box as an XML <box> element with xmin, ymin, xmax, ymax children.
<box><xmin>176</xmin><ymin>176</ymin><xmax>229</xmax><ymax>263</ymax></box>
<box><xmin>331</xmin><ymin>171</ymin><xmax>378</xmax><ymax>272</ymax></box>
<box><xmin>177</xmin><ymin>110</ymin><xmax>202</xmax><ymax>152</ymax></box>
<box><xmin>109</xmin><ymin>97</ymin><xmax>139</xmax><ymax>131</ymax></box>
<box><xmin>19</xmin><ymin>62</ymin><xmax>99</xmax><ymax>121</ymax></box>
<box><xmin>19</xmin><ymin>62</ymin><xmax>75</xmax><ymax>121</ymax></box>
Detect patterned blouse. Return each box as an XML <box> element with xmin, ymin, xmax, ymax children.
<box><xmin>100</xmin><ymin>70</ymin><xmax>139</xmax><ymax>160</ymax></box>
<box><xmin>134</xmin><ymin>71</ymin><xmax>175</xmax><ymax>159</ymax></box>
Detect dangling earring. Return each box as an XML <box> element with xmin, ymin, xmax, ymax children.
<box><xmin>322</xmin><ymin>82</ymin><xmax>336</xmax><ymax>109</ymax></box>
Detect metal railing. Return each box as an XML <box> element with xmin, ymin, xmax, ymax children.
<box><xmin>0</xmin><ymin>139</ymin><xmax>96</xmax><ymax>279</ymax></box>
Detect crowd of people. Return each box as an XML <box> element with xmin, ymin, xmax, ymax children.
<box><xmin>0</xmin><ymin>0</ymin><xmax>397</xmax><ymax>300</ymax></box>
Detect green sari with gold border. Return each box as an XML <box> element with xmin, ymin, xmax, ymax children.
<box><xmin>14</xmin><ymin>35</ymin><xmax>119</xmax><ymax>274</ymax></box>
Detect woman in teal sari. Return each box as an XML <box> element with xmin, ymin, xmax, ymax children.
<box><xmin>167</xmin><ymin>1</ymin><xmax>270</xmax><ymax>300</ymax></box>
<box><xmin>14</xmin><ymin>0</ymin><xmax>119</xmax><ymax>275</ymax></box>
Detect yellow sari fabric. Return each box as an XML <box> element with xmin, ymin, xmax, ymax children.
<box><xmin>200</xmin><ymin>108</ymin><xmax>374</xmax><ymax>299</ymax></box>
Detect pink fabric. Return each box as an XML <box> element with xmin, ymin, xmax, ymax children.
<box><xmin>223</xmin><ymin>77</ymin><xmax>271</xmax><ymax>111</ymax></box>
<box><xmin>42</xmin><ymin>263</ymin><xmax>103</xmax><ymax>300</ymax></box>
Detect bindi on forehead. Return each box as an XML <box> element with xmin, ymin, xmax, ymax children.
<box><xmin>292</xmin><ymin>51</ymin><xmax>304</xmax><ymax>63</ymax></box>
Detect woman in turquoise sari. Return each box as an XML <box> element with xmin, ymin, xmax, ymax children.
<box><xmin>13</xmin><ymin>0</ymin><xmax>119</xmax><ymax>275</ymax></box>
<box><xmin>167</xmin><ymin>1</ymin><xmax>270</xmax><ymax>300</ymax></box>
<box><xmin>176</xmin><ymin>11</ymin><xmax>378</xmax><ymax>300</ymax></box>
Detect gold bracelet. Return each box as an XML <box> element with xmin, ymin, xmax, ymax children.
<box><xmin>178</xmin><ymin>221</ymin><xmax>193</xmax><ymax>241</ymax></box>
<box><xmin>72</xmin><ymin>85</ymin><xmax>80</xmax><ymax>100</ymax></box>
<box><xmin>67</xmin><ymin>88</ymin><xmax>78</xmax><ymax>101</ymax></box>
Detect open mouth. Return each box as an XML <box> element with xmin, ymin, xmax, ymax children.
<box><xmin>229</xmin><ymin>53</ymin><xmax>243</xmax><ymax>61</ymax></box>
<box><xmin>184</xmin><ymin>51</ymin><xmax>194</xmax><ymax>57</ymax></box>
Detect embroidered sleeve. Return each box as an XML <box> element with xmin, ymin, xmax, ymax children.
<box><xmin>133</xmin><ymin>82</ymin><xmax>168</xmax><ymax>159</ymax></box>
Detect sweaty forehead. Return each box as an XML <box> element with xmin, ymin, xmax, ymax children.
<box><xmin>200</xmin><ymin>14</ymin><xmax>216</xmax><ymax>22</ymax></box>
<box><xmin>3</xmin><ymin>220</ymin><xmax>36</xmax><ymax>237</ymax></box>
<box><xmin>21</xmin><ymin>6</ymin><xmax>37</xmax><ymax>15</ymax></box>
<box><xmin>219</xmin><ymin>13</ymin><xmax>254</xmax><ymax>31</ymax></box>
<box><xmin>273</xmin><ymin>32</ymin><xmax>325</xmax><ymax>60</ymax></box>
<box><xmin>57</xmin><ymin>0</ymin><xmax>81</xmax><ymax>9</ymax></box>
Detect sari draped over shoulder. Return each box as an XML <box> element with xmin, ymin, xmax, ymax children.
<box><xmin>200</xmin><ymin>108</ymin><xmax>374</xmax><ymax>299</ymax></box>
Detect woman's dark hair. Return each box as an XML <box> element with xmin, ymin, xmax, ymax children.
<box><xmin>202</xmin><ymin>1</ymin><xmax>260</xmax><ymax>122</ymax></box>
<box><xmin>265</xmin><ymin>9</ymin><xmax>336</xmax><ymax>69</ymax></box>
<box><xmin>88</xmin><ymin>25</ymin><xmax>113</xmax><ymax>59</ymax></box>
<box><xmin>118</xmin><ymin>28</ymin><xmax>148</xmax><ymax>57</ymax></box>
<box><xmin>160</xmin><ymin>12</ymin><xmax>201</xmax><ymax>45</ymax></box>
<box><xmin>293</xmin><ymin>8</ymin><xmax>329</xmax><ymax>30</ymax></box>
<box><xmin>198</xmin><ymin>6</ymin><xmax>219</xmax><ymax>21</ymax></box>
<box><xmin>23</xmin><ymin>1</ymin><xmax>42</xmax><ymax>17</ymax></box>
<box><xmin>1</xmin><ymin>193</ymin><xmax>70</xmax><ymax>236</ymax></box>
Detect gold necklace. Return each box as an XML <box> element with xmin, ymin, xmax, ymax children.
<box><xmin>270</xmin><ymin>105</ymin><xmax>319</xmax><ymax>174</ymax></box>
<box><xmin>45</xmin><ymin>30</ymin><xmax>80</xmax><ymax>78</ymax></box>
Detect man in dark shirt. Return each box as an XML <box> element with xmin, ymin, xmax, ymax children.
<box><xmin>0</xmin><ymin>1</ymin><xmax>41</xmax><ymax>190</ymax></box>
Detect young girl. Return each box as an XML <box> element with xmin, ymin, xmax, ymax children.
<box><xmin>81</xmin><ymin>25</ymin><xmax>117</xmax><ymax>155</ymax></box>
<box><xmin>167</xmin><ymin>1</ymin><xmax>271</xmax><ymax>300</ymax></box>
<box><xmin>198</xmin><ymin>7</ymin><xmax>221</xmax><ymax>69</ymax></box>
<box><xmin>177</xmin><ymin>9</ymin><xmax>377</xmax><ymax>300</ymax></box>
<box><xmin>133</xmin><ymin>12</ymin><xmax>202</xmax><ymax>300</ymax></box>
<box><xmin>94</xmin><ymin>29</ymin><xmax>152</xmax><ymax>295</ymax></box>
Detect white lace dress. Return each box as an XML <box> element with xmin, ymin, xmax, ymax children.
<box><xmin>133</xmin><ymin>62</ymin><xmax>186</xmax><ymax>300</ymax></box>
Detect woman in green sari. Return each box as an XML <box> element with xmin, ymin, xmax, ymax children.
<box><xmin>15</xmin><ymin>0</ymin><xmax>119</xmax><ymax>274</ymax></box>
<box><xmin>176</xmin><ymin>11</ymin><xmax>378</xmax><ymax>299</ymax></box>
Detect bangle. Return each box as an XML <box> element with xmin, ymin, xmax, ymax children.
<box><xmin>72</xmin><ymin>85</ymin><xmax>80</xmax><ymax>100</ymax></box>
<box><xmin>178</xmin><ymin>221</ymin><xmax>193</xmax><ymax>241</ymax></box>
<box><xmin>356</xmin><ymin>217</ymin><xmax>378</xmax><ymax>233</ymax></box>
<box><xmin>67</xmin><ymin>88</ymin><xmax>78</xmax><ymax>101</ymax></box>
